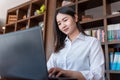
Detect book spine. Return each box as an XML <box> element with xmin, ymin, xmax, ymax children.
<box><xmin>109</xmin><ymin>52</ymin><xmax>114</xmax><ymax>70</ymax></box>
<box><xmin>116</xmin><ymin>52</ymin><xmax>120</xmax><ymax>70</ymax></box>
<box><xmin>108</xmin><ymin>25</ymin><xmax>112</xmax><ymax>41</ymax></box>
<box><xmin>118</xmin><ymin>24</ymin><xmax>120</xmax><ymax>40</ymax></box>
<box><xmin>102</xmin><ymin>30</ymin><xmax>105</xmax><ymax>42</ymax></box>
<box><xmin>112</xmin><ymin>52</ymin><xmax>119</xmax><ymax>70</ymax></box>
<box><xmin>85</xmin><ymin>30</ymin><xmax>91</xmax><ymax>36</ymax></box>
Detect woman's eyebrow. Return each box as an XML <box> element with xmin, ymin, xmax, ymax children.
<box><xmin>62</xmin><ymin>17</ymin><xmax>67</xmax><ymax>20</ymax></box>
<box><xmin>57</xmin><ymin>17</ymin><xmax>67</xmax><ymax>22</ymax></box>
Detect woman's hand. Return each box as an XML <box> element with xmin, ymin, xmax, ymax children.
<box><xmin>48</xmin><ymin>67</ymin><xmax>85</xmax><ymax>80</ymax></box>
<box><xmin>48</xmin><ymin>67</ymin><xmax>65</xmax><ymax>77</ymax></box>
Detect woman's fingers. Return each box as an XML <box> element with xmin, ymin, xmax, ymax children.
<box><xmin>48</xmin><ymin>68</ymin><xmax>54</xmax><ymax>73</ymax></box>
<box><xmin>48</xmin><ymin>67</ymin><xmax>64</xmax><ymax>77</ymax></box>
<box><xmin>56</xmin><ymin>71</ymin><xmax>64</xmax><ymax>77</ymax></box>
<box><xmin>49</xmin><ymin>67</ymin><xmax>58</xmax><ymax>77</ymax></box>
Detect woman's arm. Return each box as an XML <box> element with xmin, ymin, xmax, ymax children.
<box><xmin>80</xmin><ymin>38</ymin><xmax>105</xmax><ymax>80</ymax></box>
<box><xmin>48</xmin><ymin>67</ymin><xmax>85</xmax><ymax>80</ymax></box>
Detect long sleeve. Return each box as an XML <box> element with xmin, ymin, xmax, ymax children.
<box><xmin>47</xmin><ymin>53</ymin><xmax>55</xmax><ymax>71</ymax></box>
<box><xmin>80</xmin><ymin>39</ymin><xmax>105</xmax><ymax>80</ymax></box>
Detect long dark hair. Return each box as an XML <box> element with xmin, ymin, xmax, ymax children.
<box><xmin>54</xmin><ymin>6</ymin><xmax>86</xmax><ymax>53</ymax></box>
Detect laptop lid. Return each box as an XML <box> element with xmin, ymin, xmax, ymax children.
<box><xmin>0</xmin><ymin>27</ymin><xmax>48</xmax><ymax>80</ymax></box>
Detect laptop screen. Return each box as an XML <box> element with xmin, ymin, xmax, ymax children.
<box><xmin>0</xmin><ymin>27</ymin><xmax>48</xmax><ymax>80</ymax></box>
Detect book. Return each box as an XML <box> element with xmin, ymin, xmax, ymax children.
<box><xmin>8</xmin><ymin>15</ymin><xmax>17</xmax><ymax>24</ymax></box>
<box><xmin>82</xmin><ymin>15</ymin><xmax>93</xmax><ymax>21</ymax></box>
<box><xmin>117</xmin><ymin>24</ymin><xmax>120</xmax><ymax>40</ymax></box>
<box><xmin>109</xmin><ymin>52</ymin><xmax>114</xmax><ymax>70</ymax></box>
<box><xmin>111</xmin><ymin>52</ymin><xmax>119</xmax><ymax>70</ymax></box>
<box><xmin>116</xmin><ymin>52</ymin><xmax>120</xmax><ymax>70</ymax></box>
<box><xmin>85</xmin><ymin>30</ymin><xmax>91</xmax><ymax>36</ymax></box>
<box><xmin>108</xmin><ymin>25</ymin><xmax>114</xmax><ymax>41</ymax></box>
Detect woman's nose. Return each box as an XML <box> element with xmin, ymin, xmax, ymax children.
<box><xmin>61</xmin><ymin>23</ymin><xmax>66</xmax><ymax>28</ymax></box>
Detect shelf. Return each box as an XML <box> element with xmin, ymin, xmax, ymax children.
<box><xmin>78</xmin><ymin>0</ymin><xmax>103</xmax><ymax>11</ymax></box>
<box><xmin>6</xmin><ymin>22</ymin><xmax>16</xmax><ymax>26</ymax></box>
<box><xmin>78</xmin><ymin>0</ymin><xmax>89</xmax><ymax>4</ymax></box>
<box><xmin>7</xmin><ymin>10</ymin><xmax>18</xmax><ymax>24</ymax></box>
<box><xmin>109</xmin><ymin>70</ymin><xmax>120</xmax><ymax>74</ymax></box>
<box><xmin>31</xmin><ymin>0</ymin><xmax>45</xmax><ymax>16</ymax></box>
<box><xmin>57</xmin><ymin>3</ymin><xmax>76</xmax><ymax>10</ymax></box>
<box><xmin>17</xmin><ymin>19</ymin><xmax>28</xmax><ymax>31</ymax></box>
<box><xmin>18</xmin><ymin>4</ymin><xmax>30</xmax><ymax>20</ymax></box>
<box><xmin>17</xmin><ymin>18</ymin><xmax>29</xmax><ymax>23</ymax></box>
<box><xmin>107</xmin><ymin>0</ymin><xmax>120</xmax><ymax>4</ymax></box>
<box><xmin>4</xmin><ymin>0</ymin><xmax>120</xmax><ymax>80</ymax></box>
<box><xmin>101</xmin><ymin>42</ymin><xmax>105</xmax><ymax>45</ymax></box>
<box><xmin>80</xmin><ymin>18</ymin><xmax>104</xmax><ymax>29</ymax></box>
<box><xmin>77</xmin><ymin>0</ymin><xmax>103</xmax><ymax>21</ymax></box>
<box><xmin>106</xmin><ymin>0</ymin><xmax>120</xmax><ymax>16</ymax></box>
<box><xmin>5</xmin><ymin>0</ymin><xmax>46</xmax><ymax>34</ymax></box>
<box><xmin>107</xmin><ymin>41</ymin><xmax>120</xmax><ymax>45</ymax></box>
<box><xmin>107</xmin><ymin>14</ymin><xmax>120</xmax><ymax>24</ymax></box>
<box><xmin>31</xmin><ymin>0</ymin><xmax>44</xmax><ymax>3</ymax></box>
<box><xmin>30</xmin><ymin>13</ymin><xmax>44</xmax><ymax>19</ymax></box>
<box><xmin>56</xmin><ymin>0</ymin><xmax>76</xmax><ymax>8</ymax></box>
<box><xmin>110</xmin><ymin>73</ymin><xmax>120</xmax><ymax>80</ymax></box>
<box><xmin>30</xmin><ymin>14</ymin><xmax>44</xmax><ymax>27</ymax></box>
<box><xmin>5</xmin><ymin>24</ymin><xmax>15</xmax><ymax>33</ymax></box>
<box><xmin>7</xmin><ymin>7</ymin><xmax>17</xmax><ymax>13</ymax></box>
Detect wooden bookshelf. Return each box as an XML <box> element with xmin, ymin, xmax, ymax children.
<box><xmin>3</xmin><ymin>0</ymin><xmax>120</xmax><ymax>80</ymax></box>
<box><xmin>4</xmin><ymin>0</ymin><xmax>50</xmax><ymax>61</ymax></box>
<box><xmin>46</xmin><ymin>0</ymin><xmax>120</xmax><ymax>80</ymax></box>
<box><xmin>4</xmin><ymin>0</ymin><xmax>47</xmax><ymax>38</ymax></box>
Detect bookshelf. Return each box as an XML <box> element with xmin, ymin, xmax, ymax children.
<box><xmin>4</xmin><ymin>0</ymin><xmax>47</xmax><ymax>38</ymax></box>
<box><xmin>46</xmin><ymin>0</ymin><xmax>120</xmax><ymax>80</ymax></box>
<box><xmin>3</xmin><ymin>0</ymin><xmax>54</xmax><ymax>66</ymax></box>
<box><xmin>3</xmin><ymin>0</ymin><xmax>120</xmax><ymax>80</ymax></box>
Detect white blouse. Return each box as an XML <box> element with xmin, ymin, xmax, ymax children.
<box><xmin>47</xmin><ymin>33</ymin><xmax>105</xmax><ymax>80</ymax></box>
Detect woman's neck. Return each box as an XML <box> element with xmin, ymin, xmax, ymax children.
<box><xmin>68</xmin><ymin>29</ymin><xmax>80</xmax><ymax>41</ymax></box>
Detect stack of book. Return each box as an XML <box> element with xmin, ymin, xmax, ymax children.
<box><xmin>110</xmin><ymin>51</ymin><xmax>120</xmax><ymax>70</ymax></box>
<box><xmin>107</xmin><ymin>23</ymin><xmax>120</xmax><ymax>41</ymax></box>
<box><xmin>85</xmin><ymin>29</ymin><xmax>105</xmax><ymax>42</ymax></box>
<box><xmin>8</xmin><ymin>15</ymin><xmax>17</xmax><ymax>24</ymax></box>
<box><xmin>81</xmin><ymin>15</ymin><xmax>93</xmax><ymax>21</ymax></box>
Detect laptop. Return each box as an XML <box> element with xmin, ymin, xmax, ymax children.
<box><xmin>0</xmin><ymin>26</ymin><xmax>77</xmax><ymax>80</ymax></box>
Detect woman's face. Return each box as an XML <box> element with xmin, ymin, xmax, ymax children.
<box><xmin>56</xmin><ymin>13</ymin><xmax>78</xmax><ymax>36</ymax></box>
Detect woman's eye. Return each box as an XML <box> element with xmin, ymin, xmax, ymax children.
<box><xmin>58</xmin><ymin>23</ymin><xmax>61</xmax><ymax>26</ymax></box>
<box><xmin>64</xmin><ymin>19</ymin><xmax>67</xmax><ymax>22</ymax></box>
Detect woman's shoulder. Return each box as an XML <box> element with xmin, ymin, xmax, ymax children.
<box><xmin>84</xmin><ymin>35</ymin><xmax>101</xmax><ymax>46</ymax></box>
<box><xmin>85</xmin><ymin>35</ymin><xmax>98</xmax><ymax>41</ymax></box>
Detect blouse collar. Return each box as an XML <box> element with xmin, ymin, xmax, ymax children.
<box><xmin>65</xmin><ymin>32</ymin><xmax>85</xmax><ymax>42</ymax></box>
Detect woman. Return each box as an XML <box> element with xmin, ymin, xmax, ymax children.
<box><xmin>47</xmin><ymin>6</ymin><xmax>105</xmax><ymax>80</ymax></box>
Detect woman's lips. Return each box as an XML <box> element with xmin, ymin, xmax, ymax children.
<box><xmin>63</xmin><ymin>28</ymin><xmax>69</xmax><ymax>32</ymax></box>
